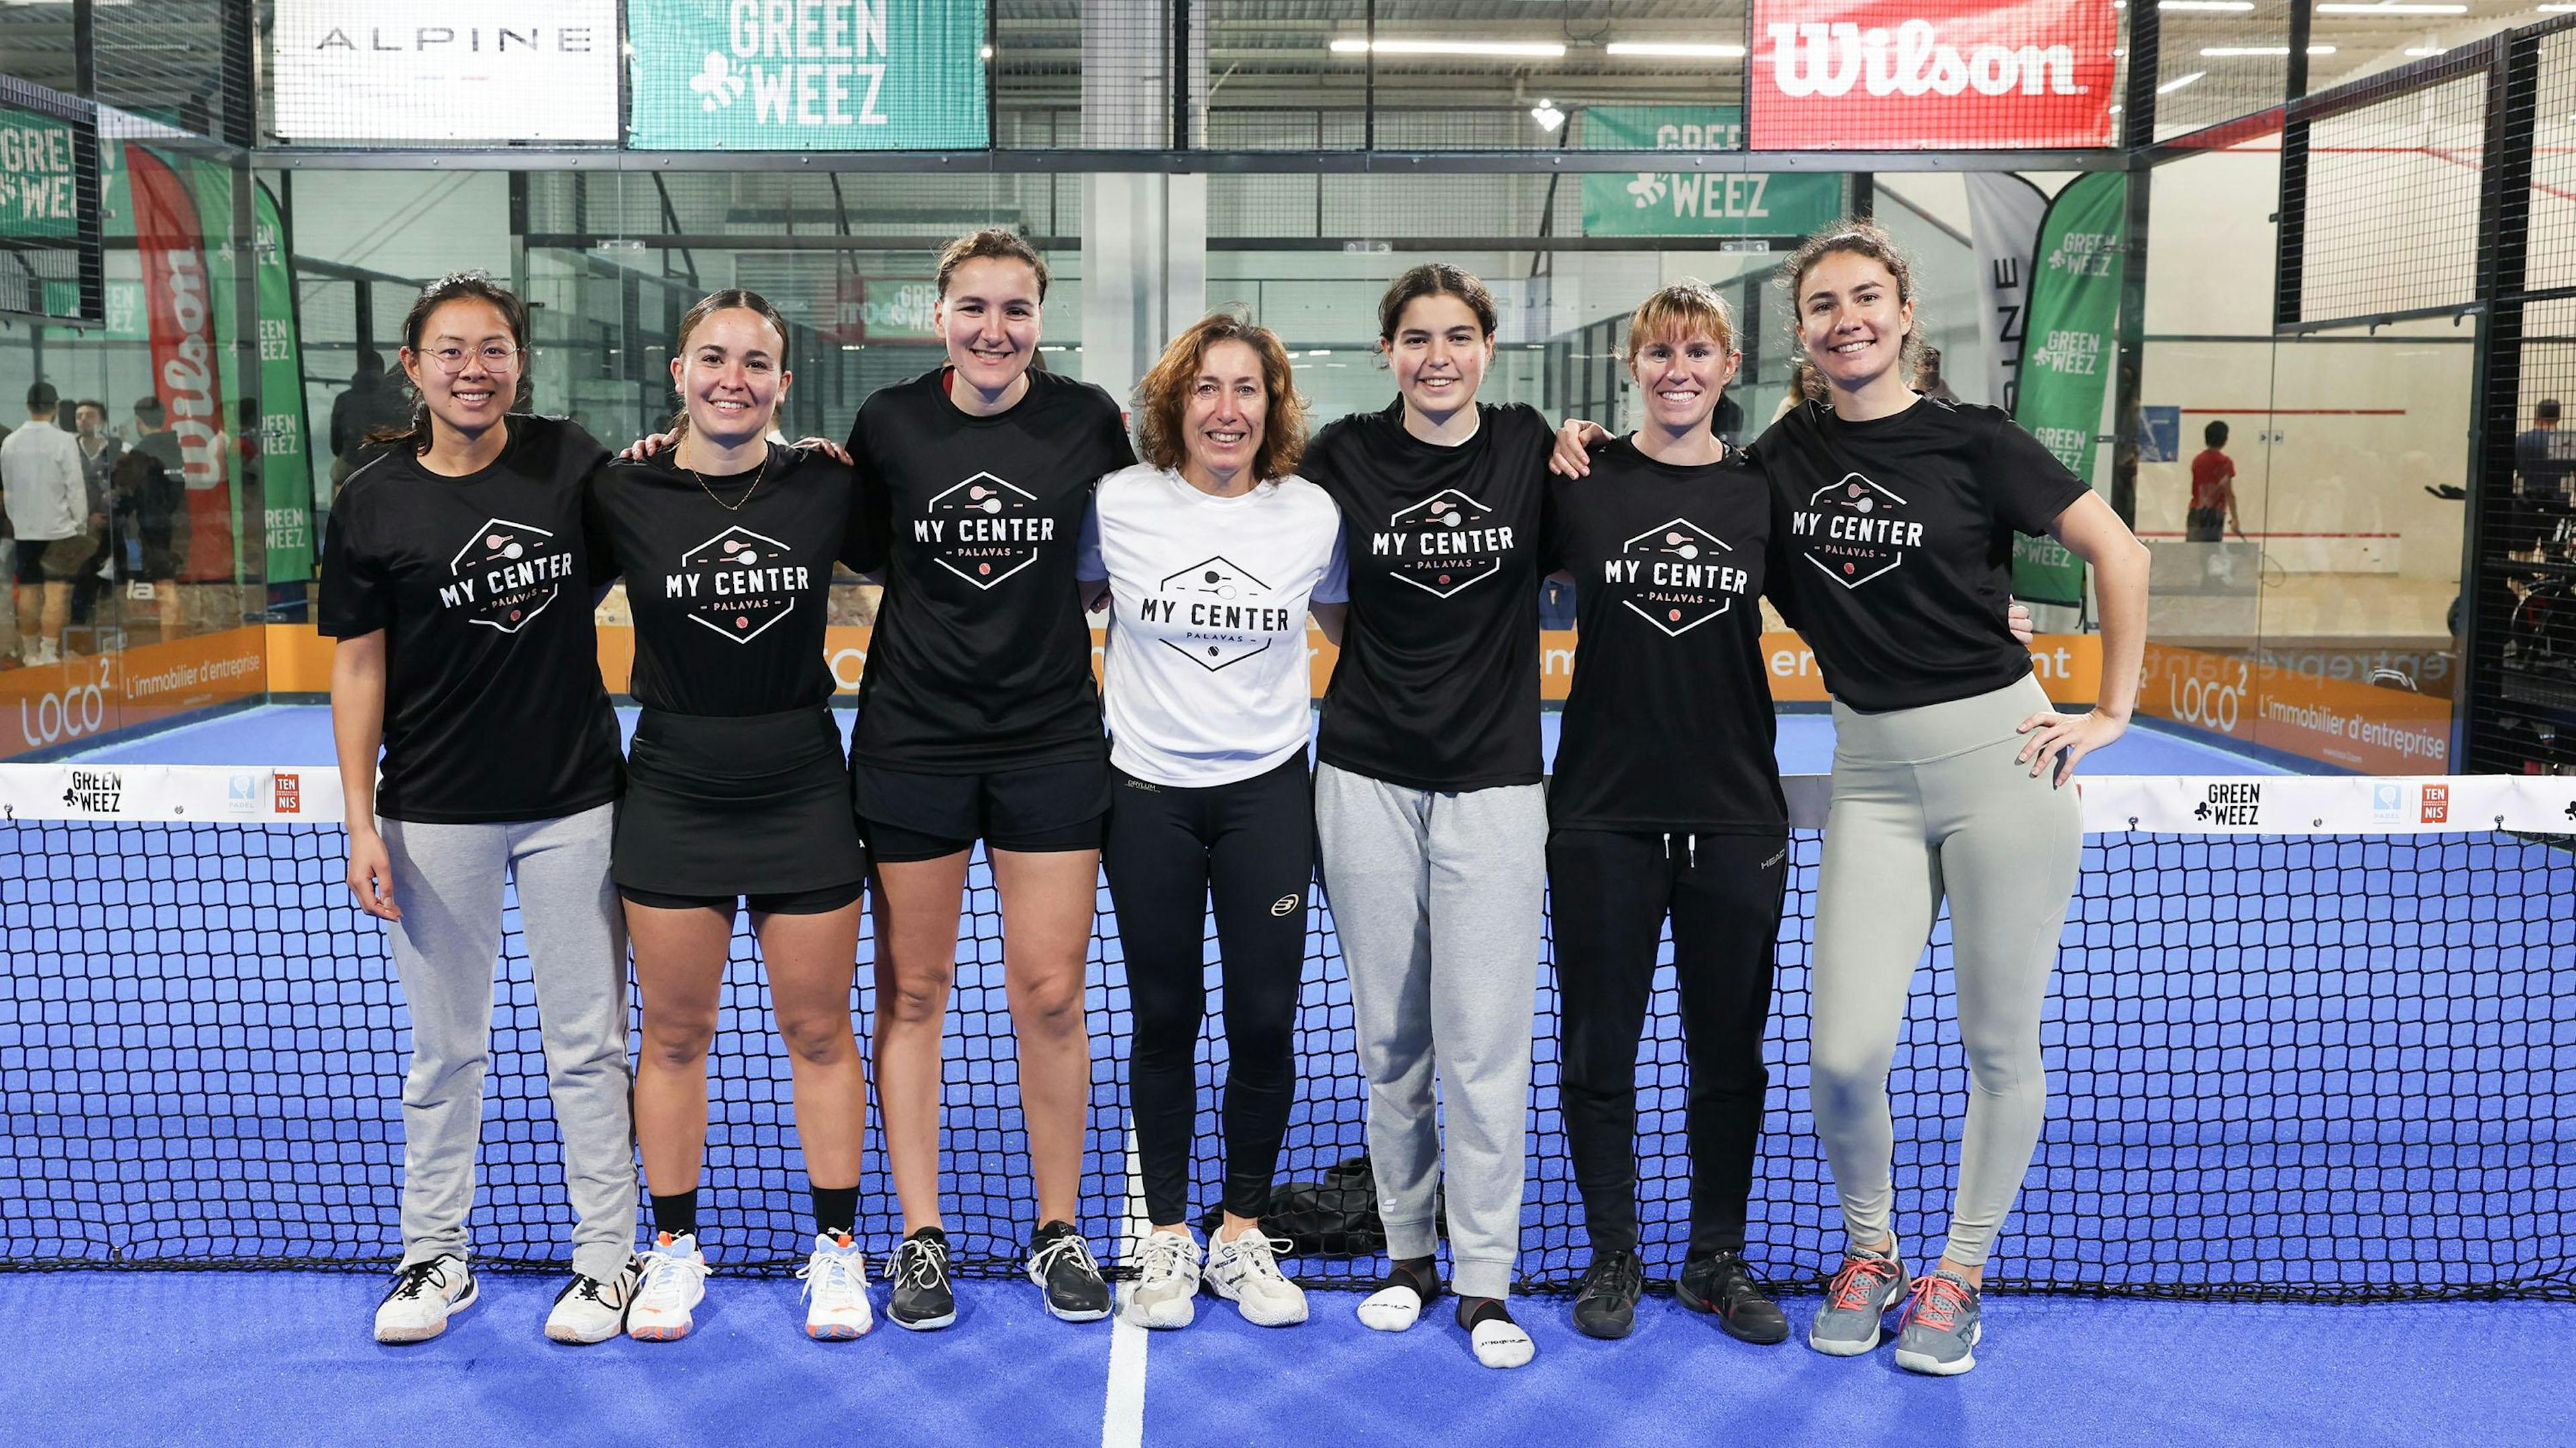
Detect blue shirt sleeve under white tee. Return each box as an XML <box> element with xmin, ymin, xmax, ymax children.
<box><xmin>1078</xmin><ymin>463</ymin><xmax>1347</xmax><ymax>787</ymax></box>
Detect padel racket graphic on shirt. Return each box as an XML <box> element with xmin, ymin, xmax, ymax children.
<box><xmin>1383</xmin><ymin>488</ymin><xmax>1509</xmax><ymax>597</ymax></box>
<box><xmin>1150</xmin><ymin>555</ymin><xmax>1287</xmax><ymax>671</ymax></box>
<box><xmin>1615</xmin><ymin>517</ymin><xmax>1741</xmax><ymax>636</ymax></box>
<box><xmin>674</xmin><ymin>524</ymin><xmax>802</xmax><ymax>644</ymax></box>
<box><xmin>442</xmin><ymin>517</ymin><xmax>569</xmax><ymax>634</ymax></box>
<box><xmin>924</xmin><ymin>471</ymin><xmax>1047</xmax><ymax>589</ymax></box>
<box><xmin>1799</xmin><ymin>472</ymin><xmax>1914</xmax><ymax>589</ymax></box>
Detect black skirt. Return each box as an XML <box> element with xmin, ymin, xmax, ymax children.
<box><xmin>614</xmin><ymin>706</ymin><xmax>865</xmax><ymax>897</ymax></box>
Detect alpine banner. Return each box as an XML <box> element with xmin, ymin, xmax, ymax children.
<box><xmin>1963</xmin><ymin>172</ymin><xmax>2047</xmax><ymax>412</ymax></box>
<box><xmin>127</xmin><ymin>146</ymin><xmax>235</xmax><ymax>583</ymax></box>
<box><xmin>1748</xmin><ymin>0</ymin><xmax>2122</xmax><ymax>150</ymax></box>
<box><xmin>2010</xmin><ymin>168</ymin><xmax>2126</xmax><ymax>606</ymax></box>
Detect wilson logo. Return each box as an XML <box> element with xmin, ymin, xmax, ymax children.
<box><xmin>1766</xmin><ymin>21</ymin><xmax>2081</xmax><ymax>99</ymax></box>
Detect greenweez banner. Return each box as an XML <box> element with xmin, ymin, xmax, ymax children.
<box><xmin>1580</xmin><ymin>105</ymin><xmax>1844</xmax><ymax>240</ymax></box>
<box><xmin>628</xmin><ymin>0</ymin><xmax>988</xmax><ymax>150</ymax></box>
<box><xmin>252</xmin><ymin>182</ymin><xmax>315</xmax><ymax>583</ymax></box>
<box><xmin>2010</xmin><ymin>170</ymin><xmax>2126</xmax><ymax>607</ymax></box>
<box><xmin>0</xmin><ymin>103</ymin><xmax>79</xmax><ymax>240</ymax></box>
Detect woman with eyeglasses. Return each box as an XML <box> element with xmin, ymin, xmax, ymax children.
<box><xmin>323</xmin><ymin>273</ymin><xmax>638</xmax><ymax>1347</ymax></box>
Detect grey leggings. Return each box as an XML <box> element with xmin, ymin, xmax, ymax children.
<box><xmin>1809</xmin><ymin>675</ymin><xmax>2084</xmax><ymax>1270</ymax></box>
<box><xmin>380</xmin><ymin>802</ymin><xmax>637</xmax><ymax>1281</ymax></box>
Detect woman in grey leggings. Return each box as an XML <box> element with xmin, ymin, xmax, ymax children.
<box><xmin>1757</xmin><ymin>223</ymin><xmax>2148</xmax><ymax>1376</ymax></box>
<box><xmin>323</xmin><ymin>274</ymin><xmax>637</xmax><ymax>1347</ymax></box>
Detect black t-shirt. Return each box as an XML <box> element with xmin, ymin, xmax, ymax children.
<box><xmin>1544</xmin><ymin>438</ymin><xmax>1785</xmax><ymax>834</ymax></box>
<box><xmin>588</xmin><ymin>444</ymin><xmax>858</xmax><ymax>717</ymax></box>
<box><xmin>1305</xmin><ymin>400</ymin><xmax>1549</xmax><ymax>791</ymax></box>
<box><xmin>317</xmin><ymin>414</ymin><xmax>622</xmax><ymax>823</ymax></box>
<box><xmin>844</xmin><ymin>368</ymin><xmax>1136</xmax><ymax>773</ymax></box>
<box><xmin>1757</xmin><ymin>397</ymin><xmax>2088</xmax><ymax>714</ymax></box>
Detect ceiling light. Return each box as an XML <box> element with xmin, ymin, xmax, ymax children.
<box><xmin>1603</xmin><ymin>42</ymin><xmax>1750</xmax><ymax>59</ymax></box>
<box><xmin>979</xmin><ymin>45</ymin><xmax>994</xmax><ymax>60</ymax></box>
<box><xmin>1329</xmin><ymin>39</ymin><xmax>1568</xmax><ymax>58</ymax></box>
<box><xmin>2157</xmin><ymin>70</ymin><xmax>2206</xmax><ymax>94</ymax></box>
<box><xmin>1530</xmin><ymin>98</ymin><xmax>1567</xmax><ymax>131</ymax></box>
<box><xmin>2404</xmin><ymin>46</ymin><xmax>2446</xmax><ymax>55</ymax></box>
<box><xmin>2159</xmin><ymin>1</ymin><xmax>2255</xmax><ymax>9</ymax></box>
<box><xmin>2316</xmin><ymin>3</ymin><xmax>2467</xmax><ymax>11</ymax></box>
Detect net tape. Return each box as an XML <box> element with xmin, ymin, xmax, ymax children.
<box><xmin>4</xmin><ymin>766</ymin><xmax>2571</xmax><ymax>1301</ymax></box>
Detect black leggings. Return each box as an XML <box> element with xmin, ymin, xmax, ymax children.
<box><xmin>1549</xmin><ymin>828</ymin><xmax>1787</xmax><ymax>1259</ymax></box>
<box><xmin>1102</xmin><ymin>754</ymin><xmax>1313</xmax><ymax>1229</ymax></box>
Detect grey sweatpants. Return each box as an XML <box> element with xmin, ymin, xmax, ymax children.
<box><xmin>1809</xmin><ymin>675</ymin><xmax>2084</xmax><ymax>1270</ymax></box>
<box><xmin>1315</xmin><ymin>763</ymin><xmax>1546</xmax><ymax>1301</ymax></box>
<box><xmin>380</xmin><ymin>802</ymin><xmax>636</xmax><ymax>1281</ymax></box>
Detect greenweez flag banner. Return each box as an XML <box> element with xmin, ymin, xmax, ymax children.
<box><xmin>1579</xmin><ymin>105</ymin><xmax>1844</xmax><ymax>239</ymax></box>
<box><xmin>2010</xmin><ymin>170</ymin><xmax>2125</xmax><ymax>606</ymax></box>
<box><xmin>251</xmin><ymin>181</ymin><xmax>315</xmax><ymax>583</ymax></box>
<box><xmin>628</xmin><ymin>0</ymin><xmax>988</xmax><ymax>150</ymax></box>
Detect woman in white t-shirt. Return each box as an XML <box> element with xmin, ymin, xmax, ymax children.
<box><xmin>1077</xmin><ymin>309</ymin><xmax>1347</xmax><ymax>1332</ymax></box>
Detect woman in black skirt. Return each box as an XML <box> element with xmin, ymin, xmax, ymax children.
<box><xmin>586</xmin><ymin>290</ymin><xmax>873</xmax><ymax>1343</ymax></box>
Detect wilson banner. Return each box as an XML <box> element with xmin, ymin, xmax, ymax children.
<box><xmin>1748</xmin><ymin>0</ymin><xmax>2121</xmax><ymax>150</ymax></box>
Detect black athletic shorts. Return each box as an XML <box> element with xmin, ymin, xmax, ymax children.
<box><xmin>15</xmin><ymin>536</ymin><xmax>89</xmax><ymax>585</ymax></box>
<box><xmin>619</xmin><ymin>880</ymin><xmax>866</xmax><ymax>917</ymax></box>
<box><xmin>853</xmin><ymin>755</ymin><xmax>1110</xmax><ymax>863</ymax></box>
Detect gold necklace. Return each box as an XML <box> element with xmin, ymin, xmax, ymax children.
<box><xmin>682</xmin><ymin>444</ymin><xmax>769</xmax><ymax>512</ymax></box>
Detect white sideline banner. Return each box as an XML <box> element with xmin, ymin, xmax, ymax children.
<box><xmin>272</xmin><ymin>0</ymin><xmax>621</xmax><ymax>143</ymax></box>
<box><xmin>5</xmin><ymin>767</ymin><xmax>2571</xmax><ymax>836</ymax></box>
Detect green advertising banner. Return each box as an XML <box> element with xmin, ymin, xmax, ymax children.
<box><xmin>0</xmin><ymin>103</ymin><xmax>80</xmax><ymax>239</ymax></box>
<box><xmin>1580</xmin><ymin>105</ymin><xmax>1844</xmax><ymax>239</ymax></box>
<box><xmin>2010</xmin><ymin>170</ymin><xmax>2127</xmax><ymax>608</ymax></box>
<box><xmin>252</xmin><ymin>181</ymin><xmax>315</xmax><ymax>583</ymax></box>
<box><xmin>628</xmin><ymin>0</ymin><xmax>989</xmax><ymax>150</ymax></box>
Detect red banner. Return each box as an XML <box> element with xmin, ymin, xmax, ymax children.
<box><xmin>1749</xmin><ymin>0</ymin><xmax>2121</xmax><ymax>150</ymax></box>
<box><xmin>127</xmin><ymin>146</ymin><xmax>235</xmax><ymax>581</ymax></box>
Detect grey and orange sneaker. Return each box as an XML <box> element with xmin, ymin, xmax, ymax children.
<box><xmin>1806</xmin><ymin>1243</ymin><xmax>1909</xmax><ymax>1356</ymax></box>
<box><xmin>1892</xmin><ymin>1268</ymin><xmax>1982</xmax><ymax>1376</ymax></box>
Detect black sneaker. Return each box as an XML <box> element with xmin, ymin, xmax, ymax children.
<box><xmin>1026</xmin><ymin>1219</ymin><xmax>1110</xmax><ymax>1323</ymax></box>
<box><xmin>885</xmin><ymin>1226</ymin><xmax>957</xmax><ymax>1331</ymax></box>
<box><xmin>1571</xmin><ymin>1247</ymin><xmax>1645</xmax><ymax>1341</ymax></box>
<box><xmin>1678</xmin><ymin>1251</ymin><xmax>1790</xmax><ymax>1345</ymax></box>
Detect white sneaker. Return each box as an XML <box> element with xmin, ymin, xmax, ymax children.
<box><xmin>1205</xmin><ymin>1229</ymin><xmax>1307</xmax><ymax>1327</ymax></box>
<box><xmin>627</xmin><ymin>1231</ymin><xmax>709</xmax><ymax>1341</ymax></box>
<box><xmin>374</xmin><ymin>1256</ymin><xmax>476</xmax><ymax>1343</ymax></box>
<box><xmin>798</xmin><ymin>1232</ymin><xmax>874</xmax><ymax>1340</ymax></box>
<box><xmin>28</xmin><ymin>638</ymin><xmax>58</xmax><ymax>666</ymax></box>
<box><xmin>1118</xmin><ymin>1229</ymin><xmax>1202</xmax><ymax>1330</ymax></box>
<box><xmin>545</xmin><ymin>1258</ymin><xmax>641</xmax><ymax>1345</ymax></box>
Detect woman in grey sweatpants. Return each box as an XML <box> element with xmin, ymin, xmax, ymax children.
<box><xmin>321</xmin><ymin>274</ymin><xmax>638</xmax><ymax>1347</ymax></box>
<box><xmin>1757</xmin><ymin>223</ymin><xmax>2149</xmax><ymax>1377</ymax></box>
<box><xmin>1303</xmin><ymin>264</ymin><xmax>1556</xmax><ymax>1369</ymax></box>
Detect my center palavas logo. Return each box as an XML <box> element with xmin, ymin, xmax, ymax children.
<box><xmin>668</xmin><ymin>524</ymin><xmax>808</xmax><ymax>644</ymax></box>
<box><xmin>1610</xmin><ymin>518</ymin><xmax>1748</xmax><ymax>636</ymax></box>
<box><xmin>1139</xmin><ymin>557</ymin><xmax>1297</xmax><ymax>672</ymax></box>
<box><xmin>442</xmin><ymin>517</ymin><xmax>574</xmax><ymax>633</ymax></box>
<box><xmin>919</xmin><ymin>471</ymin><xmax>1053</xmax><ymax>589</ymax></box>
<box><xmin>1792</xmin><ymin>473</ymin><xmax>1921</xmax><ymax>588</ymax></box>
<box><xmin>1372</xmin><ymin>488</ymin><xmax>1515</xmax><ymax>598</ymax></box>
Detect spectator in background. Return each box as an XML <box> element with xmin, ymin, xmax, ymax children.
<box><xmin>329</xmin><ymin>349</ymin><xmax>407</xmax><ymax>486</ymax></box>
<box><xmin>1914</xmin><ymin>345</ymin><xmax>1960</xmax><ymax>404</ymax></box>
<box><xmin>113</xmin><ymin>396</ymin><xmax>191</xmax><ymax>643</ymax></box>
<box><xmin>2516</xmin><ymin>400</ymin><xmax>2575</xmax><ymax>562</ymax></box>
<box><xmin>1771</xmin><ymin>359</ymin><xmax>1821</xmax><ymax>425</ymax></box>
<box><xmin>2187</xmin><ymin>420</ymin><xmax>2243</xmax><ymax>543</ymax></box>
<box><xmin>71</xmin><ymin>400</ymin><xmax>123</xmax><ymax>629</ymax></box>
<box><xmin>1</xmin><ymin>382</ymin><xmax>95</xmax><ymax>666</ymax></box>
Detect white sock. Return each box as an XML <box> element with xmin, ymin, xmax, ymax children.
<box><xmin>1357</xmin><ymin>1283</ymin><xmax>1423</xmax><ymax>1332</ymax></box>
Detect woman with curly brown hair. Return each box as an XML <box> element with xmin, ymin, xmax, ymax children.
<box><xmin>1077</xmin><ymin>309</ymin><xmax>1346</xmax><ymax>1332</ymax></box>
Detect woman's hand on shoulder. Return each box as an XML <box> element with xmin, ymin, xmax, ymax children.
<box><xmin>1550</xmin><ymin>419</ymin><xmax>1611</xmax><ymax>478</ymax></box>
<box><xmin>617</xmin><ymin>430</ymin><xmax>678</xmax><ymax>462</ymax></box>
<box><xmin>792</xmin><ymin>436</ymin><xmax>853</xmax><ymax>464</ymax></box>
<box><xmin>2015</xmin><ymin>706</ymin><xmax>2129</xmax><ymax>788</ymax></box>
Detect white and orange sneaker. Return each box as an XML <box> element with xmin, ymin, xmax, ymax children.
<box><xmin>798</xmin><ymin>1231</ymin><xmax>874</xmax><ymax>1339</ymax></box>
<box><xmin>627</xmin><ymin>1231</ymin><xmax>708</xmax><ymax>1341</ymax></box>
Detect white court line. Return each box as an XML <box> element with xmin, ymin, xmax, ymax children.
<box><xmin>1101</xmin><ymin>1114</ymin><xmax>1149</xmax><ymax>1448</ymax></box>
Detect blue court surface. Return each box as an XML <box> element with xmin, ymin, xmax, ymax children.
<box><xmin>23</xmin><ymin>708</ymin><xmax>2563</xmax><ymax>1448</ymax></box>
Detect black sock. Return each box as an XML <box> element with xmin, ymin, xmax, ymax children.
<box><xmin>1383</xmin><ymin>1255</ymin><xmax>1442</xmax><ymax>1302</ymax></box>
<box><xmin>812</xmin><ymin>1184</ymin><xmax>859</xmax><ymax>1239</ymax></box>
<box><xmin>1458</xmin><ymin>1296</ymin><xmax>1517</xmax><ymax>1330</ymax></box>
<box><xmin>651</xmin><ymin>1188</ymin><xmax>698</xmax><ymax>1239</ymax></box>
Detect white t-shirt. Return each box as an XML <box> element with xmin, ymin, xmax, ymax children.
<box><xmin>1</xmin><ymin>418</ymin><xmax>87</xmax><ymax>542</ymax></box>
<box><xmin>1077</xmin><ymin>463</ymin><xmax>1347</xmax><ymax>788</ymax></box>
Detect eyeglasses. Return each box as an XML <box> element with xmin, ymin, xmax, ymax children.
<box><xmin>417</xmin><ymin>344</ymin><xmax>523</xmax><ymax>373</ymax></box>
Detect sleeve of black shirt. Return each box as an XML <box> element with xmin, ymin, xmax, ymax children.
<box><xmin>1099</xmin><ymin>394</ymin><xmax>1141</xmax><ymax>472</ymax></box>
<box><xmin>1755</xmin><ymin>449</ymin><xmax>1805</xmax><ymax>632</ymax></box>
<box><xmin>317</xmin><ymin>486</ymin><xmax>388</xmax><ymax>638</ymax></box>
<box><xmin>1984</xmin><ymin>412</ymin><xmax>2093</xmax><ymax>535</ymax></box>
<box><xmin>841</xmin><ymin>406</ymin><xmax>892</xmax><ymax>573</ymax></box>
<box><xmin>582</xmin><ymin>467</ymin><xmax>623</xmax><ymax>593</ymax></box>
<box><xmin>1541</xmin><ymin>472</ymin><xmax>1570</xmax><ymax>576</ymax></box>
